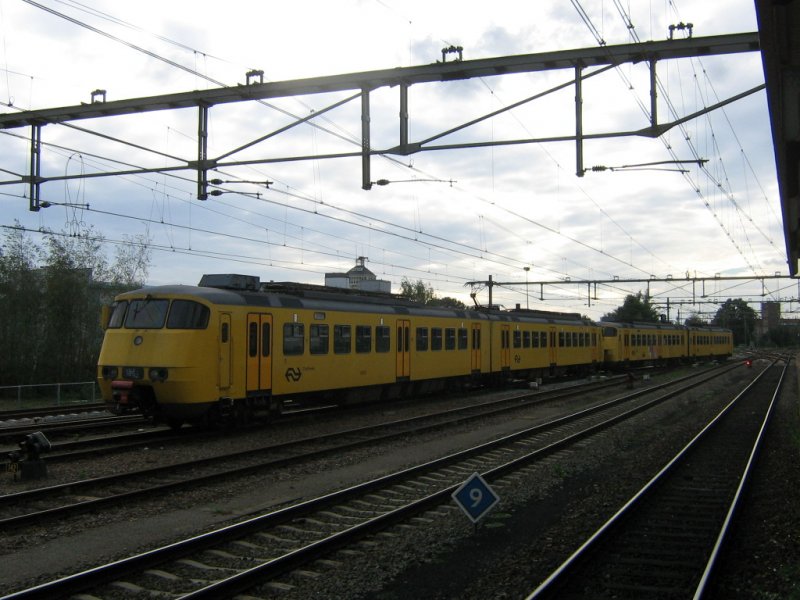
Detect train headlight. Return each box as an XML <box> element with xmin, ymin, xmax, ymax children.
<box><xmin>101</xmin><ymin>366</ymin><xmax>118</xmax><ymax>380</ymax></box>
<box><xmin>149</xmin><ymin>368</ymin><xmax>169</xmax><ymax>382</ymax></box>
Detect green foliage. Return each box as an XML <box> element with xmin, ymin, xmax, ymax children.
<box><xmin>712</xmin><ymin>298</ymin><xmax>758</xmax><ymax>346</ymax></box>
<box><xmin>602</xmin><ymin>292</ymin><xmax>660</xmax><ymax>323</ymax></box>
<box><xmin>398</xmin><ymin>277</ymin><xmax>466</xmax><ymax>308</ymax></box>
<box><xmin>427</xmin><ymin>296</ymin><xmax>467</xmax><ymax>309</ymax></box>
<box><xmin>684</xmin><ymin>314</ymin><xmax>706</xmax><ymax>326</ymax></box>
<box><xmin>0</xmin><ymin>223</ymin><xmax>150</xmax><ymax>385</ymax></box>
<box><xmin>399</xmin><ymin>277</ymin><xmax>435</xmax><ymax>304</ymax></box>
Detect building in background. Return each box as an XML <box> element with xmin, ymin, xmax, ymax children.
<box><xmin>325</xmin><ymin>257</ymin><xmax>391</xmax><ymax>293</ymax></box>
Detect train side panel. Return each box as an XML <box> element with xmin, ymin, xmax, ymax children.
<box><xmin>97</xmin><ymin>278</ymin><xmax>735</xmax><ymax>427</ymax></box>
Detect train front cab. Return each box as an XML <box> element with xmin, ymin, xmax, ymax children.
<box><xmin>601</xmin><ymin>323</ymin><xmax>625</xmax><ymax>366</ymax></box>
<box><xmin>98</xmin><ymin>292</ymin><xmax>224</xmax><ymax>426</ymax></box>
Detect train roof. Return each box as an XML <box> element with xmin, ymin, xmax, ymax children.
<box><xmin>600</xmin><ymin>320</ymin><xmax>686</xmax><ymax>330</ymax></box>
<box><xmin>114</xmin><ymin>275</ymin><xmax>592</xmax><ymax>326</ymax></box>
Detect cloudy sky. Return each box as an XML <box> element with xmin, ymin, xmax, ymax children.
<box><xmin>0</xmin><ymin>0</ymin><xmax>786</xmax><ymax>320</ymax></box>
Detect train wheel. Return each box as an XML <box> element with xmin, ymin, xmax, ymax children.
<box><xmin>167</xmin><ymin>418</ymin><xmax>183</xmax><ymax>430</ymax></box>
<box><xmin>233</xmin><ymin>400</ymin><xmax>253</xmax><ymax>427</ymax></box>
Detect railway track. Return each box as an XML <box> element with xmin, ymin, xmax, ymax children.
<box><xmin>1</xmin><ymin>362</ymin><xmax>746</xmax><ymax>599</ymax></box>
<box><xmin>0</xmin><ymin>402</ymin><xmax>108</xmax><ymax>421</ymax></box>
<box><xmin>0</xmin><ymin>372</ymin><xmax>631</xmax><ymax>528</ymax></box>
<box><xmin>0</xmin><ymin>413</ymin><xmax>148</xmax><ymax>444</ymax></box>
<box><xmin>526</xmin><ymin>358</ymin><xmax>787</xmax><ymax>599</ymax></box>
<box><xmin>1</xmin><ymin>375</ymin><xmax>620</xmax><ymax>464</ymax></box>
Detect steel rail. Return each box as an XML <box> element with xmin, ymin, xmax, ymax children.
<box><xmin>1</xmin><ymin>363</ymin><xmax>741</xmax><ymax>599</ymax></box>
<box><xmin>0</xmin><ymin>374</ymin><xmax>628</xmax><ymax>527</ymax></box>
<box><xmin>525</xmin><ymin>358</ymin><xmax>787</xmax><ymax>599</ymax></box>
<box><xmin>693</xmin><ymin>356</ymin><xmax>790</xmax><ymax>599</ymax></box>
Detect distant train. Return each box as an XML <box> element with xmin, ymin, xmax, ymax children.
<box><xmin>97</xmin><ymin>274</ymin><xmax>734</xmax><ymax>428</ymax></box>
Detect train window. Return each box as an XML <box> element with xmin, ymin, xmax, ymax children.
<box><xmin>431</xmin><ymin>328</ymin><xmax>443</xmax><ymax>351</ymax></box>
<box><xmin>376</xmin><ymin>326</ymin><xmax>391</xmax><ymax>353</ymax></box>
<box><xmin>108</xmin><ymin>301</ymin><xmax>128</xmax><ymax>328</ymax></box>
<box><xmin>543</xmin><ymin>332</ymin><xmax>549</xmax><ymax>348</ymax></box>
<box><xmin>125</xmin><ymin>298</ymin><xmax>169</xmax><ymax>329</ymax></box>
<box><xmin>417</xmin><ymin>327</ymin><xmax>429</xmax><ymax>351</ymax></box>
<box><xmin>559</xmin><ymin>332</ymin><xmax>565</xmax><ymax>347</ymax></box>
<box><xmin>310</xmin><ymin>324</ymin><xmax>329</xmax><ymax>355</ymax></box>
<box><xmin>523</xmin><ymin>331</ymin><xmax>531</xmax><ymax>348</ymax></box>
<box><xmin>356</xmin><ymin>325</ymin><xmax>372</xmax><ymax>353</ymax></box>
<box><xmin>513</xmin><ymin>330</ymin><xmax>522</xmax><ymax>349</ymax></box>
<box><xmin>532</xmin><ymin>332</ymin><xmax>539</xmax><ymax>348</ymax></box>
<box><xmin>283</xmin><ymin>323</ymin><xmax>304</xmax><ymax>355</ymax></box>
<box><xmin>334</xmin><ymin>325</ymin><xmax>352</xmax><ymax>354</ymax></box>
<box><xmin>167</xmin><ymin>300</ymin><xmax>210</xmax><ymax>329</ymax></box>
<box><xmin>249</xmin><ymin>322</ymin><xmax>258</xmax><ymax>357</ymax></box>
<box><xmin>261</xmin><ymin>322</ymin><xmax>270</xmax><ymax>357</ymax></box>
<box><xmin>573</xmin><ymin>332</ymin><xmax>579</xmax><ymax>347</ymax></box>
<box><xmin>602</xmin><ymin>327</ymin><xmax>617</xmax><ymax>337</ymax></box>
<box><xmin>221</xmin><ymin>322</ymin><xmax>229</xmax><ymax>344</ymax></box>
<box><xmin>472</xmin><ymin>328</ymin><xmax>481</xmax><ymax>349</ymax></box>
<box><xmin>445</xmin><ymin>328</ymin><xmax>456</xmax><ymax>350</ymax></box>
<box><xmin>592</xmin><ymin>333</ymin><xmax>597</xmax><ymax>346</ymax></box>
<box><xmin>458</xmin><ymin>327</ymin><xmax>468</xmax><ymax>350</ymax></box>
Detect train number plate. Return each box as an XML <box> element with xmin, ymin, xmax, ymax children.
<box><xmin>122</xmin><ymin>367</ymin><xmax>143</xmax><ymax>379</ymax></box>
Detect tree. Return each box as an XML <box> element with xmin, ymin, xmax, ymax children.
<box><xmin>712</xmin><ymin>298</ymin><xmax>758</xmax><ymax>346</ymax></box>
<box><xmin>0</xmin><ymin>224</ymin><xmax>44</xmax><ymax>385</ymax></box>
<box><xmin>41</xmin><ymin>227</ymin><xmax>110</xmax><ymax>383</ymax></box>
<box><xmin>602</xmin><ymin>292</ymin><xmax>660</xmax><ymax>323</ymax></box>
<box><xmin>399</xmin><ymin>277</ymin><xmax>435</xmax><ymax>305</ymax></box>
<box><xmin>684</xmin><ymin>314</ymin><xmax>706</xmax><ymax>326</ymax></box>
<box><xmin>427</xmin><ymin>296</ymin><xmax>467</xmax><ymax>309</ymax></box>
<box><xmin>111</xmin><ymin>232</ymin><xmax>152</xmax><ymax>286</ymax></box>
<box><xmin>0</xmin><ymin>224</ymin><xmax>151</xmax><ymax>385</ymax></box>
<box><xmin>398</xmin><ymin>278</ymin><xmax>466</xmax><ymax>308</ymax></box>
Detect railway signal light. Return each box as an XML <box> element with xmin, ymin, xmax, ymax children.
<box><xmin>7</xmin><ymin>431</ymin><xmax>51</xmax><ymax>481</ymax></box>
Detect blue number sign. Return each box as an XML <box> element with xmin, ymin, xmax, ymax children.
<box><xmin>451</xmin><ymin>472</ymin><xmax>500</xmax><ymax>524</ymax></box>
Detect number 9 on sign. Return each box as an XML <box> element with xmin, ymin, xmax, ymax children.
<box><xmin>470</xmin><ymin>488</ymin><xmax>483</xmax><ymax>507</ymax></box>
<box><xmin>452</xmin><ymin>472</ymin><xmax>500</xmax><ymax>524</ymax></box>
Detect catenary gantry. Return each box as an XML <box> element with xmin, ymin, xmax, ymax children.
<box><xmin>0</xmin><ymin>32</ymin><xmax>760</xmax><ymax>211</ymax></box>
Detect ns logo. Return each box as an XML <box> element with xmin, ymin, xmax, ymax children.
<box><xmin>285</xmin><ymin>368</ymin><xmax>302</xmax><ymax>382</ymax></box>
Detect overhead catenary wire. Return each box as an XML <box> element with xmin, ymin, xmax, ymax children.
<box><xmin>4</xmin><ymin>1</ymin><xmax>781</xmax><ymax>312</ymax></box>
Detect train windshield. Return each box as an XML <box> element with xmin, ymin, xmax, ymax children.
<box><xmin>107</xmin><ymin>301</ymin><xmax>128</xmax><ymax>329</ymax></box>
<box><xmin>125</xmin><ymin>298</ymin><xmax>169</xmax><ymax>329</ymax></box>
<box><xmin>167</xmin><ymin>300</ymin><xmax>210</xmax><ymax>329</ymax></box>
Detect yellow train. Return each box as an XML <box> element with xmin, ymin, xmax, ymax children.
<box><xmin>600</xmin><ymin>321</ymin><xmax>734</xmax><ymax>364</ymax></box>
<box><xmin>97</xmin><ymin>274</ymin><xmax>733</xmax><ymax>427</ymax></box>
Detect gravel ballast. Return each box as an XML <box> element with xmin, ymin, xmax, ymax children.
<box><xmin>1</xmin><ymin>361</ymin><xmax>797</xmax><ymax>598</ymax></box>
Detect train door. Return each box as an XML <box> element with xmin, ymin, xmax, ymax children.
<box><xmin>548</xmin><ymin>327</ymin><xmax>558</xmax><ymax>365</ymax></box>
<box><xmin>471</xmin><ymin>323</ymin><xmax>482</xmax><ymax>372</ymax></box>
<box><xmin>396</xmin><ymin>319</ymin><xmax>410</xmax><ymax>380</ymax></box>
<box><xmin>219</xmin><ymin>313</ymin><xmax>231</xmax><ymax>390</ymax></box>
<box><xmin>246</xmin><ymin>313</ymin><xmax>272</xmax><ymax>394</ymax></box>
<box><xmin>500</xmin><ymin>324</ymin><xmax>511</xmax><ymax>370</ymax></box>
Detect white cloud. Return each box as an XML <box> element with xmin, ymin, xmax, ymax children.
<box><xmin>0</xmin><ymin>0</ymin><xmax>784</xmax><ymax>319</ymax></box>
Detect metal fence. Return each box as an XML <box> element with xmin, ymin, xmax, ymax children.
<box><xmin>0</xmin><ymin>381</ymin><xmax>100</xmax><ymax>410</ymax></box>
